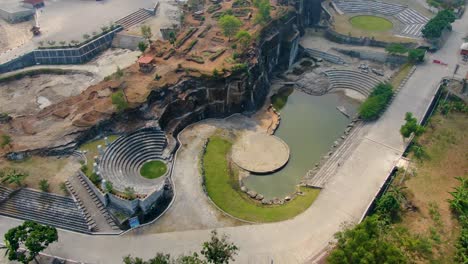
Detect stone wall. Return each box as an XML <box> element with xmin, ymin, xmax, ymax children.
<box><xmin>324</xmin><ymin>29</ymin><xmax>417</xmax><ymax>49</ymax></box>
<box><xmin>112</xmin><ymin>33</ymin><xmax>145</xmax><ymax>50</ymax></box>
<box><xmin>334</xmin><ymin>48</ymin><xmax>408</xmax><ymax>65</ymax></box>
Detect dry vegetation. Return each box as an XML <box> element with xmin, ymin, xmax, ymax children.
<box><xmin>396</xmin><ymin>111</ymin><xmax>467</xmax><ymax>262</ymax></box>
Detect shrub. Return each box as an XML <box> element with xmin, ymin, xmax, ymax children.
<box><xmin>59</xmin><ymin>182</ymin><xmax>69</xmax><ymax>196</ymax></box>
<box><xmin>39</xmin><ymin>179</ymin><xmax>49</xmax><ymax>192</ymax></box>
<box><xmin>138</xmin><ymin>41</ymin><xmax>148</xmax><ymax>53</ymax></box>
<box><xmin>1</xmin><ymin>134</ymin><xmax>11</xmax><ymax>148</ymax></box>
<box><xmin>104</xmin><ymin>181</ymin><xmax>113</xmax><ymax>193</ymax></box>
<box><xmin>400</xmin><ymin>112</ymin><xmax>425</xmax><ymax>138</ymax></box>
<box><xmin>89</xmin><ymin>173</ymin><xmax>100</xmax><ymax>185</ymax></box>
<box><xmin>408</xmin><ymin>49</ymin><xmax>426</xmax><ymax>63</ymax></box>
<box><xmin>218</xmin><ymin>15</ymin><xmax>242</xmax><ymax>41</ymax></box>
<box><xmin>124</xmin><ymin>187</ymin><xmax>136</xmax><ymax>200</ymax></box>
<box><xmin>111</xmin><ymin>90</ymin><xmax>128</xmax><ymax>112</ymax></box>
<box><xmin>116</xmin><ymin>66</ymin><xmax>124</xmax><ymax>78</ymax></box>
<box><xmin>359</xmin><ymin>83</ymin><xmax>394</xmax><ymax>121</ymax></box>
<box><xmin>385</xmin><ymin>44</ymin><xmax>408</xmax><ymax>55</ymax></box>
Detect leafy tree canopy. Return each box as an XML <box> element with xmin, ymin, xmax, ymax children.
<box><xmin>218</xmin><ymin>15</ymin><xmax>242</xmax><ymax>40</ymax></box>
<box><xmin>385</xmin><ymin>44</ymin><xmax>408</xmax><ymax>55</ymax></box>
<box><xmin>4</xmin><ymin>221</ymin><xmax>58</xmax><ymax>264</ymax></box>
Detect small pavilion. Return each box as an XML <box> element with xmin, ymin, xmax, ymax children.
<box><xmin>138</xmin><ymin>55</ymin><xmax>155</xmax><ymax>73</ymax></box>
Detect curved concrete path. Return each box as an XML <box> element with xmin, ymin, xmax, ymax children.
<box><xmin>0</xmin><ymin>13</ymin><xmax>467</xmax><ymax>264</ymax></box>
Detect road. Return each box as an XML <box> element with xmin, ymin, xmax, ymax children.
<box><xmin>0</xmin><ymin>11</ymin><xmax>467</xmax><ymax>264</ymax></box>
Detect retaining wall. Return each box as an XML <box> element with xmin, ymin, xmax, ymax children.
<box><xmin>334</xmin><ymin>48</ymin><xmax>408</xmax><ymax>64</ymax></box>
<box><xmin>112</xmin><ymin>33</ymin><xmax>145</xmax><ymax>50</ymax></box>
<box><xmin>0</xmin><ymin>27</ymin><xmax>122</xmax><ymax>74</ymax></box>
<box><xmin>324</xmin><ymin>29</ymin><xmax>417</xmax><ymax>49</ymax></box>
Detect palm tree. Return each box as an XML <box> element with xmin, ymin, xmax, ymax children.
<box><xmin>1</xmin><ymin>169</ymin><xmax>28</xmax><ymax>187</ymax></box>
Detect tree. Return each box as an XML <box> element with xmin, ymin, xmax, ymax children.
<box><xmin>235</xmin><ymin>30</ymin><xmax>252</xmax><ymax>52</ymax></box>
<box><xmin>201</xmin><ymin>230</ymin><xmax>239</xmax><ymax>264</ymax></box>
<box><xmin>328</xmin><ymin>216</ymin><xmax>407</xmax><ymax>264</ymax></box>
<box><xmin>168</xmin><ymin>31</ymin><xmax>176</xmax><ymax>45</ymax></box>
<box><xmin>254</xmin><ymin>0</ymin><xmax>271</xmax><ymax>24</ymax></box>
<box><xmin>385</xmin><ymin>44</ymin><xmax>408</xmax><ymax>55</ymax></box>
<box><xmin>1</xmin><ymin>169</ymin><xmax>28</xmax><ymax>187</ymax></box>
<box><xmin>4</xmin><ymin>221</ymin><xmax>58</xmax><ymax>264</ymax></box>
<box><xmin>124</xmin><ymin>230</ymin><xmax>238</xmax><ymax>264</ymax></box>
<box><xmin>138</xmin><ymin>41</ymin><xmax>148</xmax><ymax>53</ymax></box>
<box><xmin>400</xmin><ymin>112</ymin><xmax>425</xmax><ymax>138</ymax></box>
<box><xmin>39</xmin><ymin>179</ymin><xmax>49</xmax><ymax>192</ymax></box>
<box><xmin>359</xmin><ymin>83</ymin><xmax>394</xmax><ymax>120</ymax></box>
<box><xmin>376</xmin><ymin>192</ymin><xmax>401</xmax><ymax>222</ymax></box>
<box><xmin>422</xmin><ymin>9</ymin><xmax>455</xmax><ymax>39</ymax></box>
<box><xmin>111</xmin><ymin>90</ymin><xmax>128</xmax><ymax>112</ymax></box>
<box><xmin>218</xmin><ymin>15</ymin><xmax>242</xmax><ymax>41</ymax></box>
<box><xmin>141</xmin><ymin>25</ymin><xmax>153</xmax><ymax>44</ymax></box>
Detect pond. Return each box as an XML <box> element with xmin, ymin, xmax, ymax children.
<box><xmin>243</xmin><ymin>88</ymin><xmax>360</xmax><ymax>199</ymax></box>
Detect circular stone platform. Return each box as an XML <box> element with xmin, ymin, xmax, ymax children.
<box><xmin>231</xmin><ymin>132</ymin><xmax>290</xmax><ymax>173</ymax></box>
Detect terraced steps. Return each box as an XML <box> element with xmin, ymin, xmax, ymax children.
<box><xmin>324</xmin><ymin>69</ymin><xmax>383</xmax><ymax>96</ymax></box>
<box><xmin>116</xmin><ymin>9</ymin><xmax>153</xmax><ymax>29</ymax></box>
<box><xmin>0</xmin><ymin>188</ymin><xmax>91</xmax><ymax>233</ymax></box>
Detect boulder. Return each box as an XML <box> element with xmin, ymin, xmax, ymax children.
<box><xmin>240</xmin><ymin>186</ymin><xmax>248</xmax><ymax>192</ymax></box>
<box><xmin>284</xmin><ymin>196</ymin><xmax>291</xmax><ymax>201</ymax></box>
<box><xmin>247</xmin><ymin>190</ymin><xmax>257</xmax><ymax>198</ymax></box>
<box><xmin>255</xmin><ymin>194</ymin><xmax>264</xmax><ymax>200</ymax></box>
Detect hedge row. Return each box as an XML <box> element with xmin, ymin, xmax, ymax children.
<box><xmin>359</xmin><ymin>83</ymin><xmax>394</xmax><ymax>121</ymax></box>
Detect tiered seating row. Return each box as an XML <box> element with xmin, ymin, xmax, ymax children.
<box><xmin>305</xmin><ymin>48</ymin><xmax>346</xmax><ymax>65</ymax></box>
<box><xmin>324</xmin><ymin>70</ymin><xmax>382</xmax><ymax>96</ymax></box>
<box><xmin>99</xmin><ymin>128</ymin><xmax>167</xmax><ymax>195</ymax></box>
<box><xmin>0</xmin><ymin>188</ymin><xmax>91</xmax><ymax>233</ymax></box>
<box><xmin>116</xmin><ymin>9</ymin><xmax>153</xmax><ymax>29</ymax></box>
<box><xmin>333</xmin><ymin>0</ymin><xmax>406</xmax><ymax>16</ymax></box>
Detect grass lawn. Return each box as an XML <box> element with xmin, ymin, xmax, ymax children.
<box><xmin>395</xmin><ymin>111</ymin><xmax>467</xmax><ymax>262</ymax></box>
<box><xmin>203</xmin><ymin>136</ymin><xmax>320</xmax><ymax>222</ymax></box>
<box><xmin>390</xmin><ymin>63</ymin><xmax>413</xmax><ymax>88</ymax></box>
<box><xmin>350</xmin><ymin>15</ymin><xmax>393</xmax><ymax>32</ymax></box>
<box><xmin>140</xmin><ymin>160</ymin><xmax>167</xmax><ymax>179</ymax></box>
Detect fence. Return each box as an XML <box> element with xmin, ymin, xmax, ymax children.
<box><xmin>0</xmin><ymin>27</ymin><xmax>122</xmax><ymax>74</ymax></box>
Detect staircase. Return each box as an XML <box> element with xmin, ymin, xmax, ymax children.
<box><xmin>116</xmin><ymin>9</ymin><xmax>154</xmax><ymax>29</ymax></box>
<box><xmin>304</xmin><ymin>122</ymin><xmax>369</xmax><ymax>188</ymax></box>
<box><xmin>66</xmin><ymin>172</ymin><xmax>120</xmax><ymax>233</ymax></box>
<box><xmin>0</xmin><ymin>188</ymin><xmax>92</xmax><ymax>233</ymax></box>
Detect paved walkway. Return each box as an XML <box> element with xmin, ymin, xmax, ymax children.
<box><xmin>0</xmin><ymin>12</ymin><xmax>467</xmax><ymax>264</ymax></box>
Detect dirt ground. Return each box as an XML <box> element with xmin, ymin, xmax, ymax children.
<box><xmin>0</xmin><ymin>73</ymin><xmax>94</xmax><ymax>117</ymax></box>
<box><xmin>0</xmin><ymin>155</ymin><xmax>81</xmax><ymax>195</ymax></box>
<box><xmin>398</xmin><ymin>112</ymin><xmax>467</xmax><ymax>262</ymax></box>
<box><xmin>0</xmin><ymin>19</ymin><xmax>32</xmax><ymax>54</ymax></box>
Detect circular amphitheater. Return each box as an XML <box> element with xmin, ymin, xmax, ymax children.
<box><xmin>323</xmin><ymin>69</ymin><xmax>383</xmax><ymax>96</ymax></box>
<box><xmin>331</xmin><ymin>0</ymin><xmax>429</xmax><ymax>38</ymax></box>
<box><xmin>99</xmin><ymin>127</ymin><xmax>169</xmax><ymax>195</ymax></box>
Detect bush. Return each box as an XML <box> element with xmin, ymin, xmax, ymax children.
<box><xmin>59</xmin><ymin>182</ymin><xmax>69</xmax><ymax>196</ymax></box>
<box><xmin>1</xmin><ymin>134</ymin><xmax>11</xmax><ymax>148</ymax></box>
<box><xmin>39</xmin><ymin>179</ymin><xmax>49</xmax><ymax>192</ymax></box>
<box><xmin>376</xmin><ymin>193</ymin><xmax>401</xmax><ymax>222</ymax></box>
<box><xmin>400</xmin><ymin>112</ymin><xmax>425</xmax><ymax>138</ymax></box>
<box><xmin>408</xmin><ymin>49</ymin><xmax>425</xmax><ymax>63</ymax></box>
<box><xmin>89</xmin><ymin>173</ymin><xmax>100</xmax><ymax>185</ymax></box>
<box><xmin>104</xmin><ymin>181</ymin><xmax>113</xmax><ymax>193</ymax></box>
<box><xmin>138</xmin><ymin>42</ymin><xmax>148</xmax><ymax>53</ymax></box>
<box><xmin>385</xmin><ymin>43</ymin><xmax>408</xmax><ymax>55</ymax></box>
<box><xmin>111</xmin><ymin>90</ymin><xmax>128</xmax><ymax>112</ymax></box>
<box><xmin>449</xmin><ymin>177</ymin><xmax>468</xmax><ymax>262</ymax></box>
<box><xmin>359</xmin><ymin>83</ymin><xmax>394</xmax><ymax>121</ymax></box>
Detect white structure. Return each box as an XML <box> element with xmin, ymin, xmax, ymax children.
<box><xmin>0</xmin><ymin>0</ymin><xmax>35</xmax><ymax>23</ymax></box>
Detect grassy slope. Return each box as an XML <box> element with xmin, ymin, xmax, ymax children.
<box><xmin>398</xmin><ymin>112</ymin><xmax>467</xmax><ymax>262</ymax></box>
<box><xmin>140</xmin><ymin>160</ymin><xmax>167</xmax><ymax>179</ymax></box>
<box><xmin>79</xmin><ymin>135</ymin><xmax>119</xmax><ymax>172</ymax></box>
<box><xmin>390</xmin><ymin>63</ymin><xmax>413</xmax><ymax>89</ymax></box>
<box><xmin>203</xmin><ymin>136</ymin><xmax>320</xmax><ymax>222</ymax></box>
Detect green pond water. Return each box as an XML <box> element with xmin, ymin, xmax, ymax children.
<box><xmin>243</xmin><ymin>88</ymin><xmax>359</xmax><ymax>199</ymax></box>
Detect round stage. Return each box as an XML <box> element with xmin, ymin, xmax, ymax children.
<box><xmin>231</xmin><ymin>132</ymin><xmax>290</xmax><ymax>173</ymax></box>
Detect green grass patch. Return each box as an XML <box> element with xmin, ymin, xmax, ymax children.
<box><xmin>140</xmin><ymin>160</ymin><xmax>167</xmax><ymax>179</ymax></box>
<box><xmin>203</xmin><ymin>136</ymin><xmax>320</xmax><ymax>222</ymax></box>
<box><xmin>350</xmin><ymin>15</ymin><xmax>393</xmax><ymax>32</ymax></box>
<box><xmin>390</xmin><ymin>63</ymin><xmax>413</xmax><ymax>88</ymax></box>
<box><xmin>79</xmin><ymin>135</ymin><xmax>119</xmax><ymax>173</ymax></box>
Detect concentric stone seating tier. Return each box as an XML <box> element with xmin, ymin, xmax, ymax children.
<box><xmin>324</xmin><ymin>70</ymin><xmax>382</xmax><ymax>96</ymax></box>
<box><xmin>305</xmin><ymin>48</ymin><xmax>347</xmax><ymax>64</ymax></box>
<box><xmin>334</xmin><ymin>0</ymin><xmax>406</xmax><ymax>15</ymax></box>
<box><xmin>332</xmin><ymin>0</ymin><xmax>430</xmax><ymax>38</ymax></box>
<box><xmin>116</xmin><ymin>9</ymin><xmax>153</xmax><ymax>29</ymax></box>
<box><xmin>0</xmin><ymin>188</ymin><xmax>91</xmax><ymax>233</ymax></box>
<box><xmin>99</xmin><ymin>128</ymin><xmax>168</xmax><ymax>195</ymax></box>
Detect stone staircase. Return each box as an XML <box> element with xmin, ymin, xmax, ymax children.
<box><xmin>303</xmin><ymin>121</ymin><xmax>369</xmax><ymax>188</ymax></box>
<box><xmin>116</xmin><ymin>9</ymin><xmax>154</xmax><ymax>29</ymax></box>
<box><xmin>0</xmin><ymin>188</ymin><xmax>92</xmax><ymax>233</ymax></box>
<box><xmin>66</xmin><ymin>172</ymin><xmax>120</xmax><ymax>233</ymax></box>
